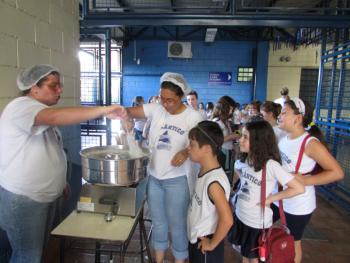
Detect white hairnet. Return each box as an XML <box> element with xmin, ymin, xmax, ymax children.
<box><xmin>16</xmin><ymin>64</ymin><xmax>59</xmax><ymax>91</ymax></box>
<box><xmin>160</xmin><ymin>72</ymin><xmax>191</xmax><ymax>96</ymax></box>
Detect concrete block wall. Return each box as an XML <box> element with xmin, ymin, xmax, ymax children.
<box><xmin>122</xmin><ymin>40</ymin><xmax>269</xmax><ymax>107</ymax></box>
<box><xmin>0</xmin><ymin>0</ymin><xmax>81</xmax><ymax>164</ymax></box>
<box><xmin>267</xmin><ymin>43</ymin><xmax>320</xmax><ymax>101</ymax></box>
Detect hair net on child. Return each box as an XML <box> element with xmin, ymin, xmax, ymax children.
<box><xmin>160</xmin><ymin>72</ymin><xmax>191</xmax><ymax>96</ymax></box>
<box><xmin>16</xmin><ymin>64</ymin><xmax>59</xmax><ymax>91</ymax></box>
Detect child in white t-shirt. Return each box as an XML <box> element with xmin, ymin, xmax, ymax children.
<box><xmin>187</xmin><ymin>121</ymin><xmax>233</xmax><ymax>263</ymax></box>
<box><xmin>230</xmin><ymin>120</ymin><xmax>304</xmax><ymax>263</ymax></box>
<box><xmin>275</xmin><ymin>98</ymin><xmax>344</xmax><ymax>263</ymax></box>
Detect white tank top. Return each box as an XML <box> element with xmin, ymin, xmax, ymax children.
<box><xmin>187</xmin><ymin>167</ymin><xmax>230</xmax><ymax>244</ymax></box>
<box><xmin>278</xmin><ymin>133</ymin><xmax>317</xmax><ymax>215</ymax></box>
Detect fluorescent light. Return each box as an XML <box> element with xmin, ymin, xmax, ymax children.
<box><xmin>205</xmin><ymin>28</ymin><xmax>217</xmax><ymax>42</ymax></box>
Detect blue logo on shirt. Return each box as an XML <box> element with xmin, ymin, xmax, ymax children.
<box><xmin>280</xmin><ymin>151</ymin><xmax>292</xmax><ymax>164</ymax></box>
<box><xmin>157</xmin><ymin>131</ymin><xmax>171</xmax><ymax>150</ymax></box>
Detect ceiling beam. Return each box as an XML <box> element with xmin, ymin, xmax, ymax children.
<box><xmin>180</xmin><ymin>27</ymin><xmax>204</xmax><ymax>39</ymax></box>
<box><xmin>160</xmin><ymin>26</ymin><xmax>176</xmax><ymax>39</ymax></box>
<box><xmin>275</xmin><ymin>27</ymin><xmax>295</xmax><ymax>39</ymax></box>
<box><xmin>133</xmin><ymin>26</ymin><xmax>149</xmax><ymax>38</ymax></box>
<box><xmin>80</xmin><ymin>14</ymin><xmax>350</xmax><ymax>28</ymax></box>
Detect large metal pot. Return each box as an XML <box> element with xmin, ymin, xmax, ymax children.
<box><xmin>80</xmin><ymin>145</ymin><xmax>150</xmax><ymax>186</ymax></box>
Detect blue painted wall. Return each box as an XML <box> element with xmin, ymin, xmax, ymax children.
<box><xmin>255</xmin><ymin>41</ymin><xmax>269</xmax><ymax>102</ymax></box>
<box><xmin>122</xmin><ymin>40</ymin><xmax>268</xmax><ymax>107</ymax></box>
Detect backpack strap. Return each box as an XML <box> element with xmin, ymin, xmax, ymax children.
<box><xmin>261</xmin><ymin>166</ymin><xmax>267</xmax><ymax>229</ymax></box>
<box><xmin>295</xmin><ymin>134</ymin><xmax>311</xmax><ymax>173</ymax></box>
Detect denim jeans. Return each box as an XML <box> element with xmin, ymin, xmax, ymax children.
<box><xmin>147</xmin><ymin>175</ymin><xmax>190</xmax><ymax>260</ymax></box>
<box><xmin>0</xmin><ymin>186</ymin><xmax>57</xmax><ymax>263</ymax></box>
<box><xmin>135</xmin><ymin>176</ymin><xmax>149</xmax><ymax>213</ymax></box>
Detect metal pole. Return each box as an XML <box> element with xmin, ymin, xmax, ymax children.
<box><xmin>98</xmin><ymin>40</ymin><xmax>103</xmax><ymax>105</ymax></box>
<box><xmin>105</xmin><ymin>29</ymin><xmax>112</xmax><ymax>145</ymax></box>
<box><xmin>333</xmin><ymin>29</ymin><xmax>348</xmax><ymax>156</ymax></box>
<box><xmin>251</xmin><ymin>46</ymin><xmax>257</xmax><ymax>101</ymax></box>
<box><xmin>315</xmin><ymin>29</ymin><xmax>326</xmax><ymax>121</ymax></box>
<box><xmin>326</xmin><ymin>30</ymin><xmax>339</xmax><ymax>142</ymax></box>
<box><xmin>82</xmin><ymin>0</ymin><xmax>89</xmax><ymax>19</ymax></box>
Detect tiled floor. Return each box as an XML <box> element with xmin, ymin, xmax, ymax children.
<box><xmin>42</xmin><ymin>192</ymin><xmax>350</xmax><ymax>263</ymax></box>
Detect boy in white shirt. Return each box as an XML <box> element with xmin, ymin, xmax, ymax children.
<box><xmin>187</xmin><ymin>121</ymin><xmax>233</xmax><ymax>263</ymax></box>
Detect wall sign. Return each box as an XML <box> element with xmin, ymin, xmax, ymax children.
<box><xmin>208</xmin><ymin>72</ymin><xmax>232</xmax><ymax>86</ymax></box>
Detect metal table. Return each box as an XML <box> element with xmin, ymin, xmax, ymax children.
<box><xmin>51</xmin><ymin>206</ymin><xmax>152</xmax><ymax>263</ymax></box>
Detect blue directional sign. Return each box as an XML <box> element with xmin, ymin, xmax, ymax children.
<box><xmin>208</xmin><ymin>72</ymin><xmax>232</xmax><ymax>86</ymax></box>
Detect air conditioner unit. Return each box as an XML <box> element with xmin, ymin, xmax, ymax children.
<box><xmin>168</xmin><ymin>41</ymin><xmax>192</xmax><ymax>59</ymax></box>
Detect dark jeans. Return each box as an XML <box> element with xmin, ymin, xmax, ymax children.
<box><xmin>0</xmin><ymin>228</ymin><xmax>11</xmax><ymax>263</ymax></box>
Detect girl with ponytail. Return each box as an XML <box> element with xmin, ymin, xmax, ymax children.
<box><xmin>260</xmin><ymin>101</ymin><xmax>286</xmax><ymax>142</ymax></box>
<box><xmin>273</xmin><ymin>97</ymin><xmax>344</xmax><ymax>263</ymax></box>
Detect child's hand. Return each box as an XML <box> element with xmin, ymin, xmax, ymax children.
<box><xmin>171</xmin><ymin>150</ymin><xmax>188</xmax><ymax>167</ymax></box>
<box><xmin>257</xmin><ymin>194</ymin><xmax>273</xmax><ymax>207</ymax></box>
<box><xmin>198</xmin><ymin>237</ymin><xmax>214</xmax><ymax>254</ymax></box>
<box><xmin>264</xmin><ymin>195</ymin><xmax>273</xmax><ymax>206</ymax></box>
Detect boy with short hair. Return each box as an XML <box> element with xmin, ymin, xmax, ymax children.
<box><xmin>187</xmin><ymin>121</ymin><xmax>234</xmax><ymax>263</ymax></box>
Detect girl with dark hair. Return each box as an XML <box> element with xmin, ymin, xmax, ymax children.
<box><xmin>218</xmin><ymin>95</ymin><xmax>236</xmax><ymax>108</ymax></box>
<box><xmin>273</xmin><ymin>97</ymin><xmax>344</xmax><ymax>263</ymax></box>
<box><xmin>212</xmin><ymin>99</ymin><xmax>239</xmax><ymax>176</ymax></box>
<box><xmin>230</xmin><ymin>120</ymin><xmax>304</xmax><ymax>263</ymax></box>
<box><xmin>260</xmin><ymin>101</ymin><xmax>285</xmax><ymax>142</ymax></box>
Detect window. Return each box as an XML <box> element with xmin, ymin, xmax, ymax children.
<box><xmin>79</xmin><ymin>41</ymin><xmax>122</xmax><ymax>106</ymax></box>
<box><xmin>79</xmin><ymin>41</ymin><xmax>122</xmax><ymax>148</ymax></box>
<box><xmin>237</xmin><ymin>67</ymin><xmax>254</xmax><ymax>82</ymax></box>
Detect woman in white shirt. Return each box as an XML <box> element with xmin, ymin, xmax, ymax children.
<box><xmin>0</xmin><ymin>64</ymin><xmax>126</xmax><ymax>263</ymax></box>
<box><xmin>125</xmin><ymin>72</ymin><xmax>203</xmax><ymax>263</ymax></box>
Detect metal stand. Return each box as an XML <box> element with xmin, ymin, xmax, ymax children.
<box><xmin>53</xmin><ymin>204</ymin><xmax>153</xmax><ymax>263</ymax></box>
